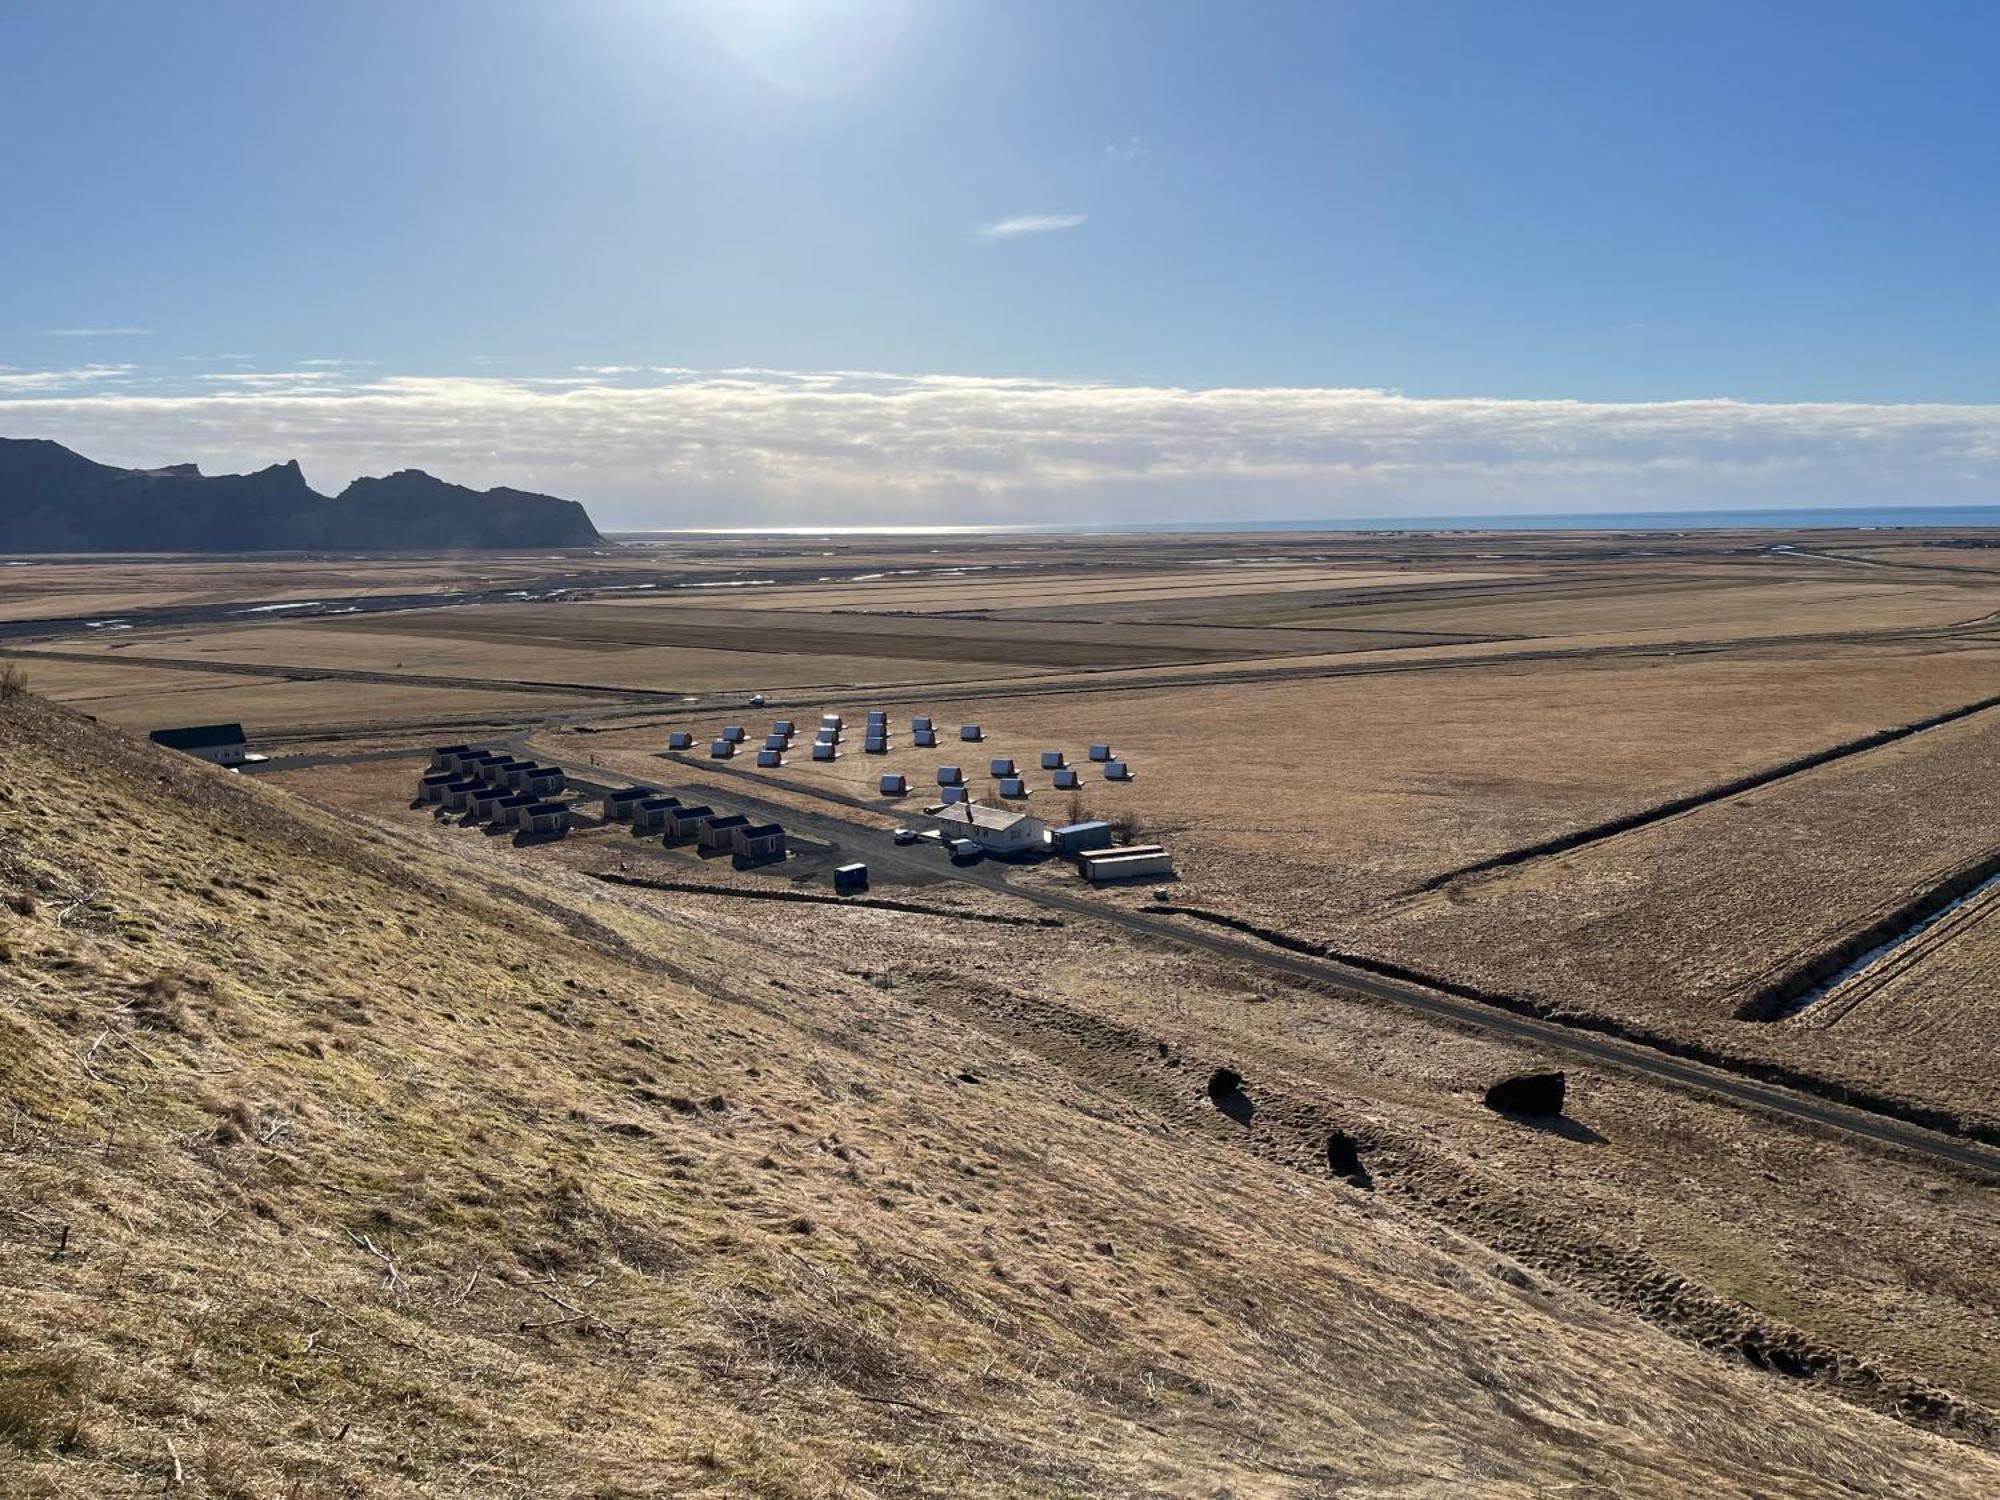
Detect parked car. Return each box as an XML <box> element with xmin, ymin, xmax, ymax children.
<box><xmin>892</xmin><ymin>827</ymin><xmax>918</xmax><ymax>844</ymax></box>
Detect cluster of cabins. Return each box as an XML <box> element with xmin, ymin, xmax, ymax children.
<box><xmin>419</xmin><ymin>746</ymin><xmax>572</xmax><ymax>833</ymax></box>
<box><xmin>651</xmin><ymin>703</ymin><xmax>1163</xmax><ymax>884</ymax></box>
<box><xmin>896</xmin><ymin>740</ymin><xmax>1130</xmax><ymax>804</ymax></box>
<box><xmin>663</xmin><ymin>708</ymin><xmax>1135</xmax><ymax>797</ymax></box>
<box><xmin>418</xmin><ymin>746</ymin><xmax>788</xmax><ymax>867</ymax></box>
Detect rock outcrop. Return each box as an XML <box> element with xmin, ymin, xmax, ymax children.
<box><xmin>0</xmin><ymin>437</ymin><xmax>604</xmax><ymax>551</ymax></box>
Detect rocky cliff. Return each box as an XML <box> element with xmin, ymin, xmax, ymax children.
<box><xmin>0</xmin><ymin>437</ymin><xmax>604</xmax><ymax>551</ymax></box>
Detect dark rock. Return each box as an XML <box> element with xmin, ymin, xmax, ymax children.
<box><xmin>0</xmin><ymin>436</ymin><xmax>602</xmax><ymax>551</ymax></box>
<box><xmin>1205</xmin><ymin>1068</ymin><xmax>1253</xmax><ymax>1126</ymax></box>
<box><xmin>1325</xmin><ymin>1129</ymin><xmax>1364</xmax><ymax>1179</ymax></box>
<box><xmin>1483</xmin><ymin>1071</ymin><xmax>1567</xmax><ymax>1116</ymax></box>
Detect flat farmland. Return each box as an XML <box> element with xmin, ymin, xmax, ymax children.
<box><xmin>4</xmin><ymin>653</ymin><xmax>584</xmax><ymax>732</ymax></box>
<box><xmin>32</xmin><ymin>618</ymin><xmax>1047</xmax><ymax>694</ymax></box>
<box><xmin>1259</xmin><ymin>573</ymin><xmax>2000</xmax><ymax>641</ymax></box>
<box><xmin>1785</xmin><ymin>883</ymin><xmax>2000</xmax><ymax>1131</ymax></box>
<box><xmin>0</xmin><ymin>551</ymin><xmax>694</xmax><ymax>621</ymax></box>
<box><xmin>630</xmin><ymin>564</ymin><xmax>1529</xmax><ymax>615</ymax></box>
<box><xmin>588</xmin><ymin>638</ymin><xmax>2000</xmax><ymax>919</ymax></box>
<box><xmin>1345</xmin><ymin>708</ymin><xmax>2000</xmax><ymax>1129</ymax></box>
<box><xmin>325</xmin><ymin>601</ymin><xmax>1376</xmax><ymax>668</ymax></box>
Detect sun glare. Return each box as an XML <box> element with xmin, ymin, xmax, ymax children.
<box><xmin>678</xmin><ymin>0</ymin><xmax>911</xmax><ymax>97</ymax></box>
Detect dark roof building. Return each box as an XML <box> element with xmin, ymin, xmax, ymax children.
<box><xmin>149</xmin><ymin>723</ymin><xmax>250</xmax><ymax>765</ymax></box>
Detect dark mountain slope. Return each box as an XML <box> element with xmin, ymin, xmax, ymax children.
<box><xmin>331</xmin><ymin>469</ymin><xmax>602</xmax><ymax>550</ymax></box>
<box><xmin>0</xmin><ymin>436</ymin><xmax>603</xmax><ymax>551</ymax></box>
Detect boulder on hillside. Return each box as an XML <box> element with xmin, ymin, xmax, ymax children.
<box><xmin>1325</xmin><ymin>1129</ymin><xmax>1371</xmax><ymax>1187</ymax></box>
<box><xmin>1483</xmin><ymin>1071</ymin><xmax>1566</xmax><ymax>1116</ymax></box>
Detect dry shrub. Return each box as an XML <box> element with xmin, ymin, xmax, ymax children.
<box><xmin>0</xmin><ymin>1356</ymin><xmax>89</xmax><ymax>1455</ymax></box>
<box><xmin>1108</xmin><ymin>810</ymin><xmax>1147</xmax><ymax>844</ymax></box>
<box><xmin>725</xmin><ymin>1302</ymin><xmax>909</xmax><ymax>1394</ymax></box>
<box><xmin>207</xmin><ymin>1099</ymin><xmax>256</xmax><ymax>1146</ymax></box>
<box><xmin>200</xmin><ymin>1434</ymin><xmax>263</xmax><ymax>1500</ymax></box>
<box><xmin>4</xmin><ymin>891</ymin><xmax>35</xmax><ymax>918</ymax></box>
<box><xmin>131</xmin><ymin>971</ymin><xmax>196</xmax><ymax>1034</ymax></box>
<box><xmin>0</xmin><ymin>663</ymin><xmax>25</xmax><ymax>703</ymax></box>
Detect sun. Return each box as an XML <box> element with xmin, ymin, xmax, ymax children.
<box><xmin>678</xmin><ymin>0</ymin><xmax>912</xmax><ymax>97</ymax></box>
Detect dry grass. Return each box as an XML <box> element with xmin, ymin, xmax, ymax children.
<box><xmin>2</xmin><ymin>655</ymin><xmax>598</xmax><ymax>734</ymax></box>
<box><xmin>1350</xmin><ymin>706</ymin><xmax>2000</xmax><ymax>1130</ymax></box>
<box><xmin>4</xmin><ymin>690</ymin><xmax>1995</xmax><ymax>1496</ymax></box>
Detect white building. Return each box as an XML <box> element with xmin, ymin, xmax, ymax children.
<box><xmin>930</xmin><ymin>801</ymin><xmax>1047</xmax><ymax>856</ymax></box>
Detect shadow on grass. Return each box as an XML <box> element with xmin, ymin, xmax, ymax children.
<box><xmin>1495</xmin><ymin>1111</ymin><xmax>1608</xmax><ymax>1145</ymax></box>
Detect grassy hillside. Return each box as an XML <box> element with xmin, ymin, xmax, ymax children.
<box><xmin>1</xmin><ymin>690</ymin><xmax>1993</xmax><ymax>1497</ymax></box>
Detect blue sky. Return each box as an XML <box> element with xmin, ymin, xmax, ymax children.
<box><xmin>3</xmin><ymin>0</ymin><xmax>1997</xmax><ymax>525</ymax></box>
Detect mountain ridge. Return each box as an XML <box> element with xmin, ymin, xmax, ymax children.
<box><xmin>0</xmin><ymin>436</ymin><xmax>603</xmax><ymax>551</ymax></box>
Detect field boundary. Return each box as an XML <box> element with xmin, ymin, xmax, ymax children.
<box><xmin>1734</xmin><ymin>846</ymin><xmax>2000</xmax><ymax>1021</ymax></box>
<box><xmin>1406</xmin><ymin>690</ymin><xmax>2000</xmax><ymax>895</ymax></box>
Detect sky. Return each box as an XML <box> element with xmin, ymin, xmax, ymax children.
<box><xmin>2</xmin><ymin>0</ymin><xmax>1997</xmax><ymax>527</ymax></box>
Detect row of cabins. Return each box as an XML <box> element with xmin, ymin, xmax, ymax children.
<box><xmin>667</xmin><ymin>713</ymin><xmax>1003</xmax><ymax>756</ymax></box>
<box><xmin>418</xmin><ymin>769</ymin><xmax>571</xmax><ymax>834</ymax></box>
<box><xmin>603</xmin><ymin>787</ymin><xmax>787</xmax><ymax>865</ymax></box>
<box><xmin>870</xmin><ymin>754</ymin><xmax>1126</xmax><ymax>802</ymax></box>
<box><xmin>429</xmin><ymin>745</ymin><xmax>566</xmax><ymax>786</ymax></box>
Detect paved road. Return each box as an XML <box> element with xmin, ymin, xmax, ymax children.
<box><xmin>0</xmin><ymin>645</ymin><xmax>685</xmax><ymax>701</ymax></box>
<box><xmin>552</xmin><ymin>741</ymin><xmax>2000</xmax><ymax>1180</ymax></box>
<box><xmin>240</xmin><ymin>746</ymin><xmax>430</xmax><ymax>774</ymax></box>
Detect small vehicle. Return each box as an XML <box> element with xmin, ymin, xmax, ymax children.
<box><xmin>749</xmin><ymin>693</ymin><xmax>767</xmax><ymax>707</ymax></box>
<box><xmin>946</xmin><ymin>838</ymin><xmax>982</xmax><ymax>864</ymax></box>
<box><xmin>892</xmin><ymin>827</ymin><xmax>918</xmax><ymax>844</ymax></box>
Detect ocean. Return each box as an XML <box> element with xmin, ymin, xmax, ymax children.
<box><xmin>613</xmin><ymin>505</ymin><xmax>2000</xmax><ymax>539</ymax></box>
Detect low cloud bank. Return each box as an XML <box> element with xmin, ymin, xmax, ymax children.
<box><xmin>4</xmin><ymin>366</ymin><xmax>1995</xmax><ymax>527</ymax></box>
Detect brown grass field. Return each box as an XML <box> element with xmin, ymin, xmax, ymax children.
<box><xmin>6</xmin><ymin>527</ymin><xmax>2000</xmax><ymax>1494</ymax></box>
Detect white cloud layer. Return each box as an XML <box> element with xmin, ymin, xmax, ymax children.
<box><xmin>0</xmin><ymin>364</ymin><xmax>136</xmax><ymax>392</ymax></box>
<box><xmin>977</xmin><ymin>213</ymin><xmax>1087</xmax><ymax>240</ymax></box>
<box><xmin>3</xmin><ymin>366</ymin><xmax>1997</xmax><ymax>527</ymax></box>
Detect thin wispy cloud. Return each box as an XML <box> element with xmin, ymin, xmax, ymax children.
<box><xmin>0</xmin><ymin>364</ymin><xmax>136</xmax><ymax>391</ymax></box>
<box><xmin>977</xmin><ymin>212</ymin><xmax>1086</xmax><ymax>240</ymax></box>
<box><xmin>6</xmin><ymin>365</ymin><xmax>1997</xmax><ymax>528</ymax></box>
<box><xmin>41</xmin><ymin>326</ymin><xmax>151</xmax><ymax>338</ymax></box>
<box><xmin>1103</xmin><ymin>136</ymin><xmax>1146</xmax><ymax>162</ymax></box>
